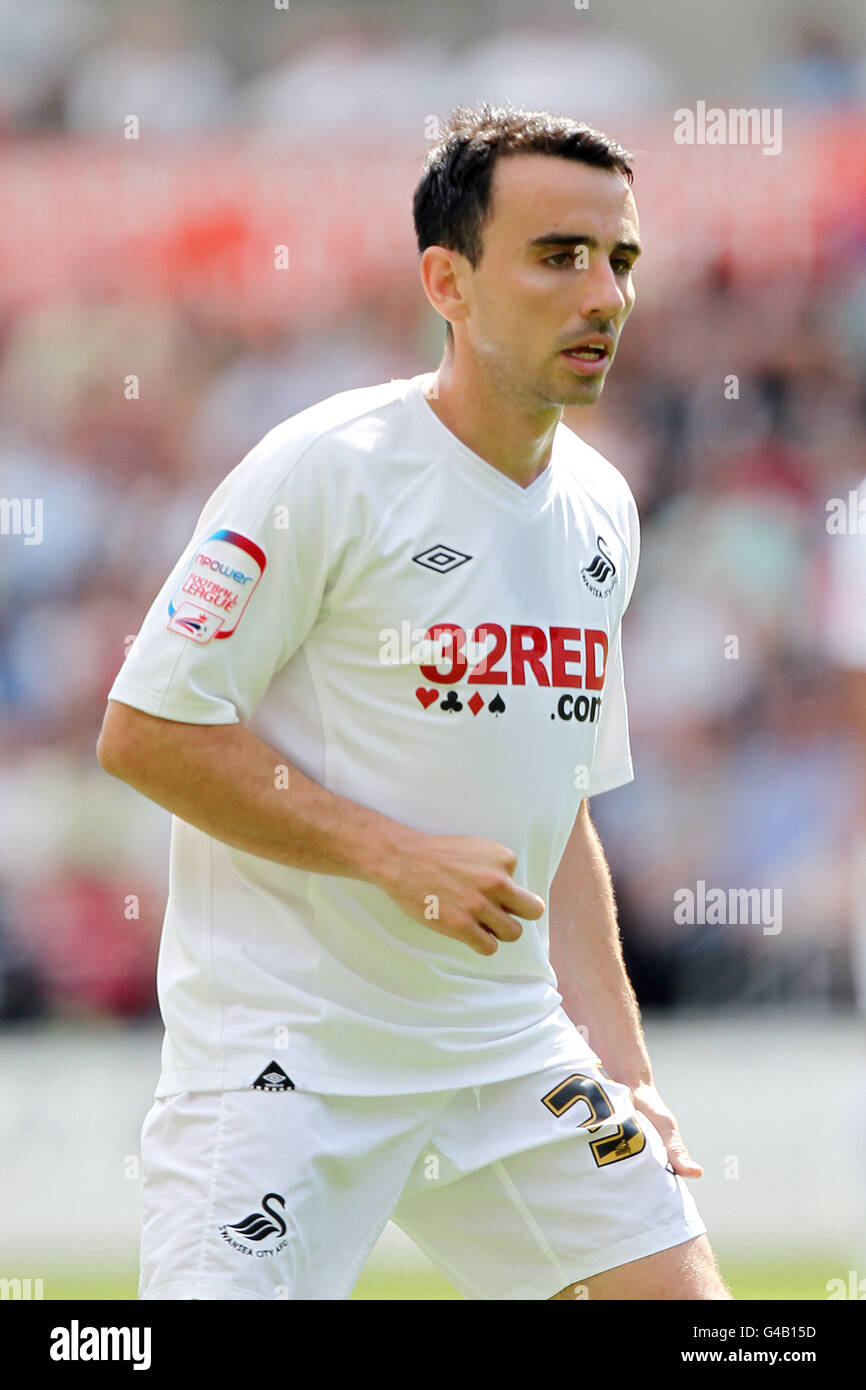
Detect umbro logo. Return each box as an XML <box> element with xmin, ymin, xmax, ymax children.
<box><xmin>581</xmin><ymin>536</ymin><xmax>617</xmax><ymax>598</ymax></box>
<box><xmin>412</xmin><ymin>544</ymin><xmax>472</xmax><ymax>573</ymax></box>
<box><xmin>252</xmin><ymin>1061</ymin><xmax>295</xmax><ymax>1091</ymax></box>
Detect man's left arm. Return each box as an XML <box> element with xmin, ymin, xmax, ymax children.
<box><xmin>548</xmin><ymin>798</ymin><xmax>703</xmax><ymax>1179</ymax></box>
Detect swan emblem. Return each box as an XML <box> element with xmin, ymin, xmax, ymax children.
<box><xmin>582</xmin><ymin>535</ymin><xmax>617</xmax><ymax>587</ymax></box>
<box><xmin>227</xmin><ymin>1193</ymin><xmax>287</xmax><ymax>1241</ymax></box>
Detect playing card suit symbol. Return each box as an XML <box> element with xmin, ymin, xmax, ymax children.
<box><xmin>488</xmin><ymin>694</ymin><xmax>506</xmax><ymax>715</ymax></box>
<box><xmin>440</xmin><ymin>691</ymin><xmax>463</xmax><ymax>712</ymax></box>
<box><xmin>415</xmin><ymin>687</ymin><xmax>439</xmax><ymax>709</ymax></box>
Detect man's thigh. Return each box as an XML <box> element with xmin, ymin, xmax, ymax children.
<box><xmin>390</xmin><ymin>1059</ymin><xmax>710</xmax><ymax>1301</ymax></box>
<box><xmin>138</xmin><ymin>1088</ymin><xmax>442</xmax><ymax>1300</ymax></box>
<box><xmin>551</xmin><ymin>1233</ymin><xmax>732</xmax><ymax>1300</ymax></box>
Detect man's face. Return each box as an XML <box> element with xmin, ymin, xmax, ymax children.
<box><xmin>459</xmin><ymin>153</ymin><xmax>641</xmax><ymax>407</ymax></box>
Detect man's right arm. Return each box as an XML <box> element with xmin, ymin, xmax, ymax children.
<box><xmin>96</xmin><ymin>699</ymin><xmax>543</xmax><ymax>957</ymax></box>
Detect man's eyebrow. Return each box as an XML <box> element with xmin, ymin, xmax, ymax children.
<box><xmin>528</xmin><ymin>233</ymin><xmax>642</xmax><ymax>258</ymax></box>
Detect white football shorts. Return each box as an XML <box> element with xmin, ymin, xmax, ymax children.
<box><xmin>138</xmin><ymin>1053</ymin><xmax>707</xmax><ymax>1301</ymax></box>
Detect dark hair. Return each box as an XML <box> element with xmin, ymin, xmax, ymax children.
<box><xmin>413</xmin><ymin>103</ymin><xmax>634</xmax><ymax>273</ymax></box>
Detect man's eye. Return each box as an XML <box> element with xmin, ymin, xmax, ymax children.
<box><xmin>545</xmin><ymin>252</ymin><xmax>573</xmax><ymax>267</ymax></box>
<box><xmin>612</xmin><ymin>259</ymin><xmax>633</xmax><ymax>275</ymax></box>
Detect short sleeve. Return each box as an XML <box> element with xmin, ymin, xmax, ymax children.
<box><xmin>587</xmin><ymin>483</ymin><xmax>640</xmax><ymax>797</ymax></box>
<box><xmin>107</xmin><ymin>432</ymin><xmax>333</xmax><ymax>724</ymax></box>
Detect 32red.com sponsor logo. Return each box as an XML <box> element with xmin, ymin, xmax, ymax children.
<box><xmin>417</xmin><ymin>622</ymin><xmax>608</xmax><ymax>687</ymax></box>
<box><xmin>413</xmin><ymin>623</ymin><xmax>609</xmax><ymax>722</ymax></box>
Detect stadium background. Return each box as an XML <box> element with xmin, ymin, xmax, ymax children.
<box><xmin>1</xmin><ymin>0</ymin><xmax>865</xmax><ymax>1300</ymax></box>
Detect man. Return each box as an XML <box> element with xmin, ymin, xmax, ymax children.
<box><xmin>98</xmin><ymin>105</ymin><xmax>730</xmax><ymax>1300</ymax></box>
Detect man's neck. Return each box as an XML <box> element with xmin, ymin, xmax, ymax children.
<box><xmin>423</xmin><ymin>351</ymin><xmax>562</xmax><ymax>490</ymax></box>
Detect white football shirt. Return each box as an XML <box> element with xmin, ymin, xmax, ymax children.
<box><xmin>108</xmin><ymin>373</ymin><xmax>640</xmax><ymax>1096</ymax></box>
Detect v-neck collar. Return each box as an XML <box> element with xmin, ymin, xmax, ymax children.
<box><xmin>406</xmin><ymin>373</ymin><xmax>559</xmax><ymax>514</ymax></box>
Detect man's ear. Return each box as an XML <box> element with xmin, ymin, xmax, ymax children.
<box><xmin>419</xmin><ymin>245</ymin><xmax>470</xmax><ymax>330</ymax></box>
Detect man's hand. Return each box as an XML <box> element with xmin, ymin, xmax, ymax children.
<box><xmin>377</xmin><ymin>833</ymin><xmax>545</xmax><ymax>957</ymax></box>
<box><xmin>630</xmin><ymin>1082</ymin><xmax>704</xmax><ymax>1178</ymax></box>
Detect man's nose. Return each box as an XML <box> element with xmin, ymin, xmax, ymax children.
<box><xmin>576</xmin><ymin>262</ymin><xmax>628</xmax><ymax>321</ymax></box>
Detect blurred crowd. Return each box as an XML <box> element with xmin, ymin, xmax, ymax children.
<box><xmin>4</xmin><ymin>2</ymin><xmax>866</xmax><ymax>138</ymax></box>
<box><xmin>0</xmin><ymin>0</ymin><xmax>865</xmax><ymax>1022</ymax></box>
